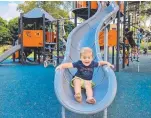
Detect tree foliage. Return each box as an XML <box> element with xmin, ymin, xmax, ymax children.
<box><xmin>0</xmin><ymin>17</ymin><xmax>11</xmax><ymax>45</ymax></box>
<box><xmin>64</xmin><ymin>21</ymin><xmax>75</xmax><ymax>39</ymax></box>
<box><xmin>17</xmin><ymin>1</ymin><xmax>72</xmax><ymax>19</ymax></box>
<box><xmin>8</xmin><ymin>17</ymin><xmax>19</xmax><ymax>40</ymax></box>
<box><xmin>0</xmin><ymin>17</ymin><xmax>7</xmax><ymax>27</ymax></box>
<box><xmin>139</xmin><ymin>2</ymin><xmax>151</xmax><ymax>29</ymax></box>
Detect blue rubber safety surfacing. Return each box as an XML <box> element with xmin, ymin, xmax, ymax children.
<box><xmin>0</xmin><ymin>61</ymin><xmax>151</xmax><ymax>118</ymax></box>
<box><xmin>0</xmin><ymin>63</ymin><xmax>61</xmax><ymax>118</ymax></box>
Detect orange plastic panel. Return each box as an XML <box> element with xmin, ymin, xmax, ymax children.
<box><xmin>91</xmin><ymin>1</ymin><xmax>98</xmax><ymax>9</ymax></box>
<box><xmin>108</xmin><ymin>30</ymin><xmax>117</xmax><ymax>46</ymax></box>
<box><xmin>76</xmin><ymin>1</ymin><xmax>123</xmax><ymax>11</ymax></box>
<box><xmin>77</xmin><ymin>1</ymin><xmax>87</xmax><ymax>8</ymax></box>
<box><xmin>15</xmin><ymin>51</ymin><xmax>19</xmax><ymax>59</ymax></box>
<box><xmin>46</xmin><ymin>32</ymin><xmax>56</xmax><ymax>43</ymax></box>
<box><xmin>23</xmin><ymin>30</ymin><xmax>43</xmax><ymax>47</ymax></box>
<box><xmin>76</xmin><ymin>1</ymin><xmax>98</xmax><ymax>9</ymax></box>
<box><xmin>99</xmin><ymin>30</ymin><xmax>117</xmax><ymax>46</ymax></box>
<box><xmin>99</xmin><ymin>32</ymin><xmax>104</xmax><ymax>46</ymax></box>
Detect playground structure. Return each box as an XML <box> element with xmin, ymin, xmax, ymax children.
<box><xmin>0</xmin><ymin>8</ymin><xmax>68</xmax><ymax>66</ymax></box>
<box><xmin>0</xmin><ymin>1</ymin><xmax>150</xmax><ymax>70</ymax></box>
<box><xmin>18</xmin><ymin>8</ymin><xmax>67</xmax><ymax>66</ymax></box>
<box><xmin>0</xmin><ymin>1</ymin><xmax>148</xmax><ymax>71</ymax></box>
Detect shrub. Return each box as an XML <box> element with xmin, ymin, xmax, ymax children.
<box><xmin>148</xmin><ymin>42</ymin><xmax>151</xmax><ymax>50</ymax></box>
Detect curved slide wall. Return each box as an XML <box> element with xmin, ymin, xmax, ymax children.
<box><xmin>55</xmin><ymin>2</ymin><xmax>119</xmax><ymax>115</ymax></box>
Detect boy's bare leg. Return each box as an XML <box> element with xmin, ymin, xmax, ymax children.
<box><xmin>73</xmin><ymin>78</ymin><xmax>82</xmax><ymax>103</ymax></box>
<box><xmin>85</xmin><ymin>80</ymin><xmax>96</xmax><ymax>104</ymax></box>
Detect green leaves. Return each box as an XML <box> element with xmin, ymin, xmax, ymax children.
<box><xmin>0</xmin><ymin>17</ymin><xmax>11</xmax><ymax>45</ymax></box>
<box><xmin>0</xmin><ymin>17</ymin><xmax>19</xmax><ymax>45</ymax></box>
<box><xmin>0</xmin><ymin>17</ymin><xmax>7</xmax><ymax>27</ymax></box>
<box><xmin>8</xmin><ymin>17</ymin><xmax>19</xmax><ymax>40</ymax></box>
<box><xmin>17</xmin><ymin>1</ymin><xmax>71</xmax><ymax>19</ymax></box>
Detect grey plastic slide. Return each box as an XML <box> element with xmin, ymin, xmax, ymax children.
<box><xmin>0</xmin><ymin>45</ymin><xmax>21</xmax><ymax>63</ymax></box>
<box><xmin>54</xmin><ymin>2</ymin><xmax>119</xmax><ymax>114</ymax></box>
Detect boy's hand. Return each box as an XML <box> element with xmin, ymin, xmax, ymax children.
<box><xmin>107</xmin><ymin>63</ymin><xmax>114</xmax><ymax>69</ymax></box>
<box><xmin>55</xmin><ymin>65</ymin><xmax>63</xmax><ymax>71</ymax></box>
<box><xmin>99</xmin><ymin>61</ymin><xmax>114</xmax><ymax>69</ymax></box>
<box><xmin>55</xmin><ymin>63</ymin><xmax>73</xmax><ymax>71</ymax></box>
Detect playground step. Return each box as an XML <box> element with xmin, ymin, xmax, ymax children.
<box><xmin>45</xmin><ymin>47</ymin><xmax>56</xmax><ymax>50</ymax></box>
<box><xmin>43</xmin><ymin>53</ymin><xmax>52</xmax><ymax>56</ymax></box>
<box><xmin>45</xmin><ymin>42</ymin><xmax>56</xmax><ymax>45</ymax></box>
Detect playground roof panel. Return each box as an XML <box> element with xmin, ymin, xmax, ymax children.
<box><xmin>72</xmin><ymin>8</ymin><xmax>97</xmax><ymax>20</ymax></box>
<box><xmin>23</xmin><ymin>8</ymin><xmax>55</xmax><ymax>21</ymax></box>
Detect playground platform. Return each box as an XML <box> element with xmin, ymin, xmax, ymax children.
<box><xmin>0</xmin><ymin>54</ymin><xmax>151</xmax><ymax>118</ymax></box>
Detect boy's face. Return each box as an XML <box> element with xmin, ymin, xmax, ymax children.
<box><xmin>80</xmin><ymin>52</ymin><xmax>93</xmax><ymax>66</ymax></box>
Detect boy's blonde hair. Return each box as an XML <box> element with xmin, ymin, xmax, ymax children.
<box><xmin>80</xmin><ymin>47</ymin><xmax>93</xmax><ymax>57</ymax></box>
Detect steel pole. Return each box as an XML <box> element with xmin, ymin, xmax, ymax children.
<box><xmin>104</xmin><ymin>27</ymin><xmax>108</xmax><ymax>61</ymax></box>
<box><xmin>116</xmin><ymin>1</ymin><xmax>120</xmax><ymax>72</ymax></box>
<box><xmin>62</xmin><ymin>107</ymin><xmax>65</xmax><ymax>118</ymax></box>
